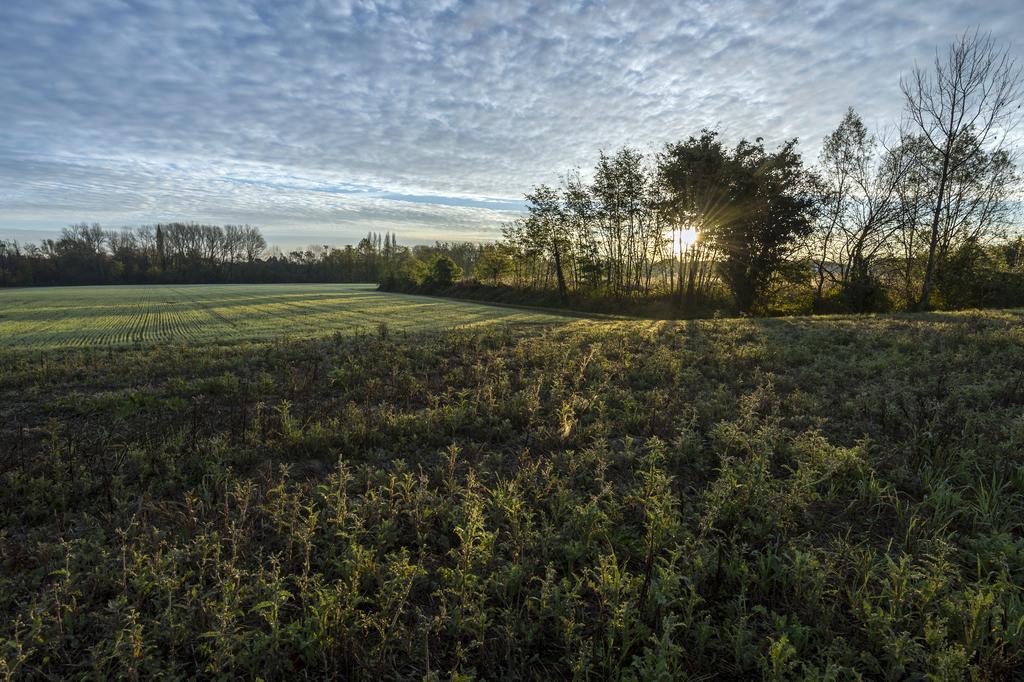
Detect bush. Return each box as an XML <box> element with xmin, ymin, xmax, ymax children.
<box><xmin>935</xmin><ymin>242</ymin><xmax>1024</xmax><ymax>309</ymax></box>
<box><xmin>840</xmin><ymin>273</ymin><xmax>892</xmax><ymax>313</ymax></box>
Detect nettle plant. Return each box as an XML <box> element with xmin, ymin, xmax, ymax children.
<box><xmin>2</xmin><ymin>309</ymin><xmax>1024</xmax><ymax>679</ymax></box>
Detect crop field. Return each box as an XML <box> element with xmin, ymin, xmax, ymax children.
<box><xmin>3</xmin><ymin>307</ymin><xmax>1024</xmax><ymax>679</ymax></box>
<box><xmin>0</xmin><ymin>283</ymin><xmax>567</xmax><ymax>349</ymax></box>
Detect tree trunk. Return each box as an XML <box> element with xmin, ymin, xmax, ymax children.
<box><xmin>675</xmin><ymin>229</ymin><xmax>685</xmax><ymax>306</ymax></box>
<box><xmin>685</xmin><ymin>251</ymin><xmax>698</xmax><ymax>307</ymax></box>
<box><xmin>918</xmin><ymin>150</ymin><xmax>951</xmax><ymax>311</ymax></box>
<box><xmin>553</xmin><ymin>243</ymin><xmax>568</xmax><ymax>301</ymax></box>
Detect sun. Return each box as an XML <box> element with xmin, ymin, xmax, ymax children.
<box><xmin>667</xmin><ymin>227</ymin><xmax>700</xmax><ymax>255</ymax></box>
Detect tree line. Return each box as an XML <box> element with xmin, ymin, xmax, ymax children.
<box><xmin>389</xmin><ymin>30</ymin><xmax>1024</xmax><ymax>314</ymax></box>
<box><xmin>0</xmin><ymin>221</ymin><xmax>486</xmax><ymax>287</ymax></box>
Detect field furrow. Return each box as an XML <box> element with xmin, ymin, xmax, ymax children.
<box><xmin>0</xmin><ymin>283</ymin><xmax>571</xmax><ymax>349</ymax></box>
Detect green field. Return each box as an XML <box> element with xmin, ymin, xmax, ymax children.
<box><xmin>0</xmin><ymin>283</ymin><xmax>569</xmax><ymax>348</ymax></box>
<box><xmin>4</xmin><ymin>301</ymin><xmax>1024</xmax><ymax>678</ymax></box>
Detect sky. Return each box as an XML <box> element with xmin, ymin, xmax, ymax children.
<box><xmin>1</xmin><ymin>0</ymin><xmax>1022</xmax><ymax>248</ymax></box>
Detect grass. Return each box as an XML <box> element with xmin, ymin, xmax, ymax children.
<box><xmin>2</xmin><ymin>303</ymin><xmax>1024</xmax><ymax>678</ymax></box>
<box><xmin>0</xmin><ymin>283</ymin><xmax>568</xmax><ymax>349</ymax></box>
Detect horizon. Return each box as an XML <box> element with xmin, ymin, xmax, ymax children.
<box><xmin>2</xmin><ymin>0</ymin><xmax>1023</xmax><ymax>248</ymax></box>
<box><xmin>0</xmin><ymin>223</ymin><xmax>498</xmax><ymax>253</ymax></box>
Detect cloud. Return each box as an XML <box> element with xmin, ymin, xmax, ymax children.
<box><xmin>1</xmin><ymin>0</ymin><xmax>1021</xmax><ymax>246</ymax></box>
<box><xmin>0</xmin><ymin>152</ymin><xmax>519</xmax><ymax>245</ymax></box>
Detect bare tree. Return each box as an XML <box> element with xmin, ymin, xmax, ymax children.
<box><xmin>812</xmin><ymin>110</ymin><xmax>918</xmax><ymax>310</ymax></box>
<box><xmin>809</xmin><ymin>109</ymin><xmax>861</xmax><ymax>304</ymax></box>
<box><xmin>223</xmin><ymin>225</ymin><xmax>246</xmax><ymax>265</ymax></box>
<box><xmin>240</xmin><ymin>225</ymin><xmax>266</xmax><ymax>263</ymax></box>
<box><xmin>901</xmin><ymin>29</ymin><xmax>1022</xmax><ymax>309</ymax></box>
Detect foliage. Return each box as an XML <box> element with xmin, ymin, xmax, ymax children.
<box><xmin>398</xmin><ymin>257</ymin><xmax>429</xmax><ymax>286</ymax></box>
<box><xmin>524</xmin><ymin>184</ymin><xmax>570</xmax><ymax>299</ymax></box>
<box><xmin>702</xmin><ymin>137</ymin><xmax>817</xmax><ymax>312</ymax></box>
<box><xmin>472</xmin><ymin>245</ymin><xmax>513</xmax><ymax>285</ymax></box>
<box><xmin>3</xmin><ymin>307</ymin><xmax>1024</xmax><ymax>678</ymax></box>
<box><xmin>422</xmin><ymin>31</ymin><xmax>1024</xmax><ymax>318</ymax></box>
<box><xmin>500</xmin><ymin>147</ymin><xmax>672</xmax><ymax>300</ymax></box>
<box><xmin>658</xmin><ymin>129</ymin><xmax>729</xmax><ymax>306</ymax></box>
<box><xmin>424</xmin><ymin>255</ymin><xmax>464</xmax><ymax>288</ymax></box>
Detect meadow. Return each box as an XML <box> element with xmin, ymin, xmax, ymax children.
<box><xmin>0</xmin><ymin>284</ymin><xmax>566</xmax><ymax>349</ymax></box>
<box><xmin>1</xmin><ymin>291</ymin><xmax>1024</xmax><ymax>679</ymax></box>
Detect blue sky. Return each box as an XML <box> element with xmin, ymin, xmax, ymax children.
<box><xmin>1</xmin><ymin>0</ymin><xmax>1021</xmax><ymax>248</ymax></box>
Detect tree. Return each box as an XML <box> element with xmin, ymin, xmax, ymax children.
<box><xmin>809</xmin><ymin>111</ymin><xmax>860</xmax><ymax>304</ymax></box>
<box><xmin>474</xmin><ymin>244</ymin><xmax>513</xmax><ymax>285</ymax></box>
<box><xmin>658</xmin><ymin>129</ymin><xmax>729</xmax><ymax>306</ymax></box>
<box><xmin>500</xmin><ymin>218</ymin><xmax>537</xmax><ymax>288</ymax></box>
<box><xmin>54</xmin><ymin>223</ymin><xmax>110</xmax><ymax>283</ymax></box>
<box><xmin>524</xmin><ymin>184</ymin><xmax>569</xmax><ymax>300</ymax></box>
<box><xmin>425</xmin><ymin>255</ymin><xmax>463</xmax><ymax>288</ymax></box>
<box><xmin>810</xmin><ymin>109</ymin><xmax>916</xmax><ymax>311</ymax></box>
<box><xmin>156</xmin><ymin>225</ymin><xmax>166</xmax><ymax>271</ymax></box>
<box><xmin>589</xmin><ymin>148</ymin><xmax>660</xmax><ymax>296</ymax></box>
<box><xmin>241</xmin><ymin>225</ymin><xmax>267</xmax><ymax>263</ymax></box>
<box><xmin>398</xmin><ymin>257</ymin><xmax>429</xmax><ymax>285</ymax></box>
<box><xmin>901</xmin><ymin>29</ymin><xmax>1022</xmax><ymax>309</ymax></box>
<box><xmin>713</xmin><ymin>138</ymin><xmax>817</xmax><ymax>311</ymax></box>
<box><xmin>0</xmin><ymin>240</ymin><xmax>23</xmax><ymax>286</ymax></box>
<box><xmin>890</xmin><ymin>134</ymin><xmax>936</xmax><ymax>306</ymax></box>
<box><xmin>663</xmin><ymin>135</ymin><xmax>817</xmax><ymax>312</ymax></box>
<box><xmin>0</xmin><ymin>223</ymin><xmax>419</xmax><ymax>287</ymax></box>
<box><xmin>562</xmin><ymin>169</ymin><xmax>600</xmax><ymax>290</ymax></box>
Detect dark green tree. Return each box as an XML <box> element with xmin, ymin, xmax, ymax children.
<box><xmin>712</xmin><ymin>138</ymin><xmax>817</xmax><ymax>312</ymax></box>
<box><xmin>425</xmin><ymin>254</ymin><xmax>463</xmax><ymax>288</ymax></box>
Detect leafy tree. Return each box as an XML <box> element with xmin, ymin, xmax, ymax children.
<box><xmin>473</xmin><ymin>244</ymin><xmax>513</xmax><ymax>285</ymax></box>
<box><xmin>425</xmin><ymin>255</ymin><xmax>463</xmax><ymax>287</ymax></box>
<box><xmin>590</xmin><ymin>148</ymin><xmax>661</xmax><ymax>296</ymax></box>
<box><xmin>700</xmin><ymin>137</ymin><xmax>817</xmax><ymax>311</ymax></box>
<box><xmin>525</xmin><ymin>184</ymin><xmax>569</xmax><ymax>300</ymax></box>
<box><xmin>562</xmin><ymin>169</ymin><xmax>601</xmax><ymax>290</ymax></box>
<box><xmin>396</xmin><ymin>257</ymin><xmax>427</xmax><ymax>285</ymax></box>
